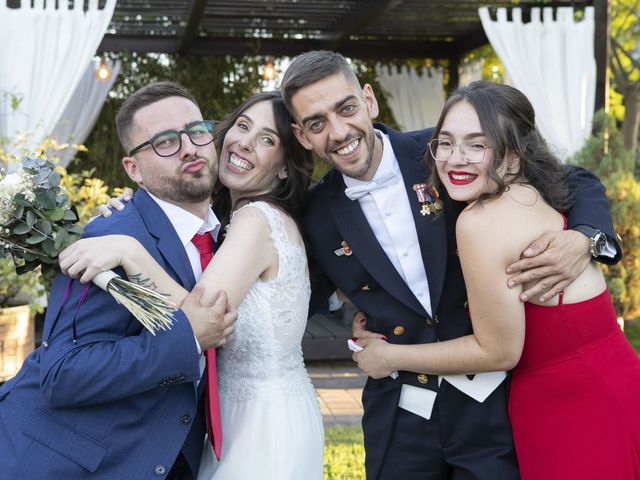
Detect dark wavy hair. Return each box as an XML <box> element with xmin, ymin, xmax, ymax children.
<box><xmin>426</xmin><ymin>80</ymin><xmax>573</xmax><ymax>211</ymax></box>
<box><xmin>211</xmin><ymin>91</ymin><xmax>314</xmax><ymax>228</ymax></box>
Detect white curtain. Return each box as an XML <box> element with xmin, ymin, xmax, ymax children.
<box><xmin>375</xmin><ymin>65</ymin><xmax>445</xmax><ymax>131</ymax></box>
<box><xmin>50</xmin><ymin>58</ymin><xmax>121</xmax><ymax>168</ymax></box>
<box><xmin>479</xmin><ymin>6</ymin><xmax>596</xmax><ymax>160</ymax></box>
<box><xmin>0</xmin><ymin>0</ymin><xmax>116</xmax><ymax>168</ymax></box>
<box><xmin>459</xmin><ymin>59</ymin><xmax>484</xmax><ymax>87</ymax></box>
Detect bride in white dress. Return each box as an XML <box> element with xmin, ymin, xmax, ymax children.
<box><xmin>61</xmin><ymin>91</ymin><xmax>324</xmax><ymax>479</ymax></box>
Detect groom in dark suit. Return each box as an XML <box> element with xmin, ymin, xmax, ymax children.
<box><xmin>0</xmin><ymin>82</ymin><xmax>236</xmax><ymax>479</ymax></box>
<box><xmin>282</xmin><ymin>51</ymin><xmax>620</xmax><ymax>479</ymax></box>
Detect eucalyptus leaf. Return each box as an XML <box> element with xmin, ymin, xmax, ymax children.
<box><xmin>54</xmin><ymin>230</ymin><xmax>69</xmax><ymax>250</ymax></box>
<box><xmin>36</xmin><ymin>191</ymin><xmax>56</xmax><ymax>209</ymax></box>
<box><xmin>26</xmin><ymin>210</ymin><xmax>36</xmax><ymax>227</ymax></box>
<box><xmin>35</xmin><ymin>218</ymin><xmax>52</xmax><ymax>235</ymax></box>
<box><xmin>26</xmin><ymin>233</ymin><xmax>47</xmax><ymax>244</ymax></box>
<box><xmin>62</xmin><ymin>209</ymin><xmax>77</xmax><ymax>221</ymax></box>
<box><xmin>68</xmin><ymin>225</ymin><xmax>84</xmax><ymax>235</ymax></box>
<box><xmin>48</xmin><ymin>170</ymin><xmax>61</xmax><ymax>187</ymax></box>
<box><xmin>46</xmin><ymin>208</ymin><xmax>65</xmax><ymax>221</ymax></box>
<box><xmin>14</xmin><ymin>205</ymin><xmax>24</xmax><ymax>219</ymax></box>
<box><xmin>13</xmin><ymin>223</ymin><xmax>32</xmax><ymax>235</ymax></box>
<box><xmin>13</xmin><ymin>196</ymin><xmax>30</xmax><ymax>207</ymax></box>
<box><xmin>42</xmin><ymin>239</ymin><xmax>58</xmax><ymax>257</ymax></box>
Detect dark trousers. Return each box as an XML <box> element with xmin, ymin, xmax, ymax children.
<box><xmin>373</xmin><ymin>381</ymin><xmax>520</xmax><ymax>480</ymax></box>
<box><xmin>167</xmin><ymin>452</ymin><xmax>194</xmax><ymax>480</ymax></box>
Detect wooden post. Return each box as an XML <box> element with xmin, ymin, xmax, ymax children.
<box><xmin>447</xmin><ymin>56</ymin><xmax>460</xmax><ymax>97</ymax></box>
<box><xmin>594</xmin><ymin>0</ymin><xmax>610</xmax><ymax>113</ymax></box>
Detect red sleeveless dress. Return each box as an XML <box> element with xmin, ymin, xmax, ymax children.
<box><xmin>509</xmin><ymin>286</ymin><xmax>640</xmax><ymax>478</ymax></box>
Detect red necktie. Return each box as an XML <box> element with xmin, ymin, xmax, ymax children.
<box><xmin>191</xmin><ymin>233</ymin><xmax>222</xmax><ymax>460</ymax></box>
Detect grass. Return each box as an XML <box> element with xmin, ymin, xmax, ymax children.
<box><xmin>324</xmin><ymin>426</ymin><xmax>366</xmax><ymax>480</ymax></box>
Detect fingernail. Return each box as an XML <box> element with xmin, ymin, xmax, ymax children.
<box><xmin>117</xmin><ymin>205</ymin><xmax>124</xmax><ymax>210</ymax></box>
<box><xmin>507</xmin><ymin>280</ymin><xmax>515</xmax><ymax>288</ymax></box>
<box><xmin>358</xmin><ymin>318</ymin><xmax>366</xmax><ymax>324</ymax></box>
<box><xmin>104</xmin><ymin>210</ymin><xmax>111</xmax><ymax>217</ymax></box>
<box><xmin>520</xmin><ymin>293</ymin><xmax>529</xmax><ymax>301</ymax></box>
<box><xmin>505</xmin><ymin>267</ymin><xmax>512</xmax><ymax>274</ymax></box>
<box><xmin>351</xmin><ymin>337</ymin><xmax>358</xmax><ymax>342</ymax></box>
<box><xmin>539</xmin><ymin>296</ymin><xmax>546</xmax><ymax>302</ymax></box>
<box><xmin>524</xmin><ymin>248</ymin><xmax>534</xmax><ymax>256</ymax></box>
<box><xmin>381</xmin><ymin>336</ymin><xmax>388</xmax><ymax>341</ymax></box>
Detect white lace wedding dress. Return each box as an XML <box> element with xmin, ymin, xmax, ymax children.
<box><xmin>197</xmin><ymin>202</ymin><xmax>324</xmax><ymax>480</ymax></box>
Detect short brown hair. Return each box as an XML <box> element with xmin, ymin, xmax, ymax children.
<box><xmin>115</xmin><ymin>82</ymin><xmax>198</xmax><ymax>153</ymax></box>
<box><xmin>280</xmin><ymin>50</ymin><xmax>361</xmax><ymax>116</ymax></box>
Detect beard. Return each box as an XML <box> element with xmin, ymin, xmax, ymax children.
<box><xmin>322</xmin><ymin>129</ymin><xmax>376</xmax><ymax>180</ymax></box>
<box><xmin>144</xmin><ymin>162</ymin><xmax>217</xmax><ymax>204</ymax></box>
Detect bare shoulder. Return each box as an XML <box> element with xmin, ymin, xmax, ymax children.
<box><xmin>457</xmin><ymin>184</ymin><xmax>562</xmax><ymax>263</ymax></box>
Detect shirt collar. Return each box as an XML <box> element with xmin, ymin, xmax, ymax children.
<box><xmin>342</xmin><ymin>129</ymin><xmax>399</xmax><ymax>189</ymax></box>
<box><xmin>147</xmin><ymin>192</ymin><xmax>221</xmax><ymax>247</ymax></box>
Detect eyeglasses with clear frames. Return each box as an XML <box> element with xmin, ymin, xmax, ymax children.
<box><xmin>428</xmin><ymin>138</ymin><xmax>492</xmax><ymax>164</ymax></box>
<box><xmin>128</xmin><ymin>120</ymin><xmax>215</xmax><ymax>157</ymax></box>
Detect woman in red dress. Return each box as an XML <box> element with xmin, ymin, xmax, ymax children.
<box><xmin>354</xmin><ymin>81</ymin><xmax>640</xmax><ymax>479</ymax></box>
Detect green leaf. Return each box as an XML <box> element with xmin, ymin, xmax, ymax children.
<box><xmin>13</xmin><ymin>223</ymin><xmax>32</xmax><ymax>235</ymax></box>
<box><xmin>46</xmin><ymin>208</ymin><xmax>65</xmax><ymax>221</ymax></box>
<box><xmin>26</xmin><ymin>233</ymin><xmax>47</xmax><ymax>244</ymax></box>
<box><xmin>26</xmin><ymin>210</ymin><xmax>36</xmax><ymax>227</ymax></box>
<box><xmin>13</xmin><ymin>196</ymin><xmax>31</xmax><ymax>207</ymax></box>
<box><xmin>42</xmin><ymin>239</ymin><xmax>58</xmax><ymax>257</ymax></box>
<box><xmin>48</xmin><ymin>170</ymin><xmax>61</xmax><ymax>187</ymax></box>
<box><xmin>54</xmin><ymin>229</ymin><xmax>69</xmax><ymax>250</ymax></box>
<box><xmin>36</xmin><ymin>191</ymin><xmax>56</xmax><ymax>209</ymax></box>
<box><xmin>35</xmin><ymin>218</ymin><xmax>52</xmax><ymax>235</ymax></box>
<box><xmin>14</xmin><ymin>204</ymin><xmax>24</xmax><ymax>219</ymax></box>
<box><xmin>63</xmin><ymin>209</ymin><xmax>77</xmax><ymax>221</ymax></box>
<box><xmin>68</xmin><ymin>225</ymin><xmax>84</xmax><ymax>235</ymax></box>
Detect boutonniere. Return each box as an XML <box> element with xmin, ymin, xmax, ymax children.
<box><xmin>412</xmin><ymin>183</ymin><xmax>444</xmax><ymax>216</ymax></box>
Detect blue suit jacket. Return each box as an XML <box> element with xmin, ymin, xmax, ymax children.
<box><xmin>302</xmin><ymin>123</ymin><xmax>621</xmax><ymax>478</ymax></box>
<box><xmin>0</xmin><ymin>189</ymin><xmax>207</xmax><ymax>479</ymax></box>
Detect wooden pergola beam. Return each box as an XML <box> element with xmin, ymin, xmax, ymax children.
<box><xmin>177</xmin><ymin>0</ymin><xmax>208</xmax><ymax>54</ymax></box>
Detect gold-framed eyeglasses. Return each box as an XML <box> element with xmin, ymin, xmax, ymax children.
<box><xmin>129</xmin><ymin>120</ymin><xmax>215</xmax><ymax>157</ymax></box>
<box><xmin>428</xmin><ymin>138</ymin><xmax>491</xmax><ymax>164</ymax></box>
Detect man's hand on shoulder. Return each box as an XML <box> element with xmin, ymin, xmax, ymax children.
<box><xmin>505</xmin><ymin>230</ymin><xmax>591</xmax><ymax>302</ymax></box>
<box><xmin>182</xmin><ymin>287</ymin><xmax>237</xmax><ymax>350</ymax></box>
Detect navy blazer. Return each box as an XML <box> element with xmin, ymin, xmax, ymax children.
<box><xmin>0</xmin><ymin>189</ymin><xmax>206</xmax><ymax>479</ymax></box>
<box><xmin>302</xmin><ymin>123</ymin><xmax>620</xmax><ymax>477</ymax></box>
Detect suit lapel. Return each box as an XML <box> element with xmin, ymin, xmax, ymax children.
<box><xmin>326</xmin><ymin>170</ymin><xmax>427</xmax><ymax>317</ymax></box>
<box><xmin>132</xmin><ymin>190</ymin><xmax>197</xmax><ymax>290</ymax></box>
<box><xmin>385</xmin><ymin>127</ymin><xmax>448</xmax><ymax>315</ymax></box>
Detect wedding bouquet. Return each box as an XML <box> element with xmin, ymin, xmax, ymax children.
<box><xmin>0</xmin><ymin>157</ymin><xmax>177</xmax><ymax>334</ymax></box>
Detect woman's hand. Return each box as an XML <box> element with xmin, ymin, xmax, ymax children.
<box><xmin>352</xmin><ymin>311</ymin><xmax>387</xmax><ymax>340</ymax></box>
<box><xmin>352</xmin><ymin>337</ymin><xmax>396</xmax><ymax>379</ymax></box>
<box><xmin>59</xmin><ymin>235</ymin><xmax>141</xmax><ymax>283</ymax></box>
<box><xmin>96</xmin><ymin>187</ymin><xmax>134</xmax><ymax>217</ymax></box>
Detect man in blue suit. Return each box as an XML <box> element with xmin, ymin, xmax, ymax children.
<box><xmin>282</xmin><ymin>51</ymin><xmax>621</xmax><ymax>479</ymax></box>
<box><xmin>0</xmin><ymin>82</ymin><xmax>236</xmax><ymax>479</ymax></box>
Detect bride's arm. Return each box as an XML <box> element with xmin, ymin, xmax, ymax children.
<box><xmin>59</xmin><ymin>234</ymin><xmax>190</xmax><ymax>305</ymax></box>
<box><xmin>197</xmin><ymin>206</ymin><xmax>276</xmax><ymax>309</ymax></box>
<box><xmin>59</xmin><ymin>205</ymin><xmax>276</xmax><ymax>310</ymax></box>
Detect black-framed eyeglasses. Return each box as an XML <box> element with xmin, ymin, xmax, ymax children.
<box><xmin>428</xmin><ymin>138</ymin><xmax>492</xmax><ymax>164</ymax></box>
<box><xmin>128</xmin><ymin>120</ymin><xmax>215</xmax><ymax>157</ymax></box>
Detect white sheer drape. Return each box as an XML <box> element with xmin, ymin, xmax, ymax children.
<box><xmin>459</xmin><ymin>59</ymin><xmax>484</xmax><ymax>87</ymax></box>
<box><xmin>50</xmin><ymin>58</ymin><xmax>121</xmax><ymax>167</ymax></box>
<box><xmin>375</xmin><ymin>65</ymin><xmax>445</xmax><ymax>131</ymax></box>
<box><xmin>0</xmin><ymin>0</ymin><xmax>116</xmax><ymax>167</ymax></box>
<box><xmin>479</xmin><ymin>6</ymin><xmax>596</xmax><ymax>159</ymax></box>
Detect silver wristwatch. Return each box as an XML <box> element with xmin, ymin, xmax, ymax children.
<box><xmin>575</xmin><ymin>225</ymin><xmax>606</xmax><ymax>257</ymax></box>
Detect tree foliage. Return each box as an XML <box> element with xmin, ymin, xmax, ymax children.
<box><xmin>572</xmin><ymin>111</ymin><xmax>640</xmax><ymax>321</ymax></box>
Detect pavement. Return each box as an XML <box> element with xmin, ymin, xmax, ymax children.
<box><xmin>307</xmin><ymin>360</ymin><xmax>367</xmax><ymax>428</ymax></box>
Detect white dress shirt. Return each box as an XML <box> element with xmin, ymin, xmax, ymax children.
<box><xmin>148</xmin><ymin>192</ymin><xmax>221</xmax><ymax>377</ymax></box>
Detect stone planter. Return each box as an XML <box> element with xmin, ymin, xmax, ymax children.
<box><xmin>0</xmin><ymin>305</ymin><xmax>35</xmax><ymax>382</ymax></box>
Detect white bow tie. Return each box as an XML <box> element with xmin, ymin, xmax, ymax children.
<box><xmin>344</xmin><ymin>172</ymin><xmax>400</xmax><ymax>200</ymax></box>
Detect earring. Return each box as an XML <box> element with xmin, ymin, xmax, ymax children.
<box><xmin>278</xmin><ymin>168</ymin><xmax>288</xmax><ymax>180</ymax></box>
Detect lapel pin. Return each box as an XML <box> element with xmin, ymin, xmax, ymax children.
<box><xmin>334</xmin><ymin>240</ymin><xmax>353</xmax><ymax>257</ymax></box>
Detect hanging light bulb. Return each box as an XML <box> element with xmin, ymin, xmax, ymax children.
<box><xmin>261</xmin><ymin>57</ymin><xmax>276</xmax><ymax>81</ymax></box>
<box><xmin>96</xmin><ymin>57</ymin><xmax>111</xmax><ymax>81</ymax></box>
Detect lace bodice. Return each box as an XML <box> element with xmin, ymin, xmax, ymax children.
<box><xmin>217</xmin><ymin>201</ymin><xmax>312</xmax><ymax>402</ymax></box>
